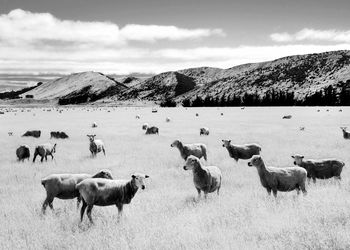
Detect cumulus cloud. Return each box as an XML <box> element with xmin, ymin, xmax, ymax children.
<box><xmin>271</xmin><ymin>28</ymin><xmax>350</xmax><ymax>43</ymax></box>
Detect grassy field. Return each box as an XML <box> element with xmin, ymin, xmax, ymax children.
<box><xmin>1</xmin><ymin>106</ymin><xmax>350</xmax><ymax>250</ymax></box>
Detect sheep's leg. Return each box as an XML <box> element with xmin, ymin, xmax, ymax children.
<box><xmin>80</xmin><ymin>201</ymin><xmax>87</xmax><ymax>222</ymax></box>
<box><xmin>45</xmin><ymin>155</ymin><xmax>48</xmax><ymax>161</ymax></box>
<box><xmin>51</xmin><ymin>154</ymin><xmax>54</xmax><ymax>160</ymax></box>
<box><xmin>196</xmin><ymin>188</ymin><xmax>201</xmax><ymax>199</ymax></box>
<box><xmin>296</xmin><ymin>187</ymin><xmax>300</xmax><ymax>195</ymax></box>
<box><xmin>86</xmin><ymin>205</ymin><xmax>94</xmax><ymax>223</ymax></box>
<box><xmin>266</xmin><ymin>187</ymin><xmax>272</xmax><ymax>196</ymax></box>
<box><xmin>116</xmin><ymin>204</ymin><xmax>123</xmax><ymax>221</ymax></box>
<box><xmin>42</xmin><ymin>197</ymin><xmax>54</xmax><ymax>213</ymax></box>
<box><xmin>204</xmin><ymin>192</ymin><xmax>208</xmax><ymax>199</ymax></box>
<box><xmin>217</xmin><ymin>187</ymin><xmax>220</xmax><ymax>196</ymax></box>
<box><xmin>307</xmin><ymin>178</ymin><xmax>311</xmax><ymax>185</ymax></box>
<box><xmin>272</xmin><ymin>189</ymin><xmax>277</xmax><ymax>198</ymax></box>
<box><xmin>33</xmin><ymin>153</ymin><xmax>37</xmax><ymax>163</ymax></box>
<box><xmin>312</xmin><ymin>177</ymin><xmax>316</xmax><ymax>184</ymax></box>
<box><xmin>40</xmin><ymin>156</ymin><xmax>44</xmax><ymax>162</ymax></box>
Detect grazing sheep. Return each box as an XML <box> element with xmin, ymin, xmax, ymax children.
<box><xmin>77</xmin><ymin>173</ymin><xmax>149</xmax><ymax>223</ymax></box>
<box><xmin>142</xmin><ymin>123</ymin><xmax>149</xmax><ymax>130</ymax></box>
<box><xmin>166</xmin><ymin>117</ymin><xmax>171</xmax><ymax>122</ymax></box>
<box><xmin>248</xmin><ymin>155</ymin><xmax>307</xmax><ymax>197</ymax></box>
<box><xmin>222</xmin><ymin>140</ymin><xmax>261</xmax><ymax>162</ymax></box>
<box><xmin>195</xmin><ymin>113</ymin><xmax>199</xmax><ymax>117</ymax></box>
<box><xmin>16</xmin><ymin>145</ymin><xmax>30</xmax><ymax>161</ymax></box>
<box><xmin>50</xmin><ymin>131</ymin><xmax>69</xmax><ymax>139</ymax></box>
<box><xmin>171</xmin><ymin>139</ymin><xmax>207</xmax><ymax>161</ymax></box>
<box><xmin>22</xmin><ymin>130</ymin><xmax>41</xmax><ymax>138</ymax></box>
<box><xmin>183</xmin><ymin>156</ymin><xmax>221</xmax><ymax>199</ymax></box>
<box><xmin>92</xmin><ymin>122</ymin><xmax>97</xmax><ymax>128</ymax></box>
<box><xmin>145</xmin><ymin>126</ymin><xmax>159</xmax><ymax>135</ymax></box>
<box><xmin>33</xmin><ymin>143</ymin><xmax>57</xmax><ymax>162</ymax></box>
<box><xmin>41</xmin><ymin>170</ymin><xmax>113</xmax><ymax>213</ymax></box>
<box><xmin>340</xmin><ymin>127</ymin><xmax>350</xmax><ymax>139</ymax></box>
<box><xmin>339</xmin><ymin>109</ymin><xmax>343</xmax><ymax>112</ymax></box>
<box><xmin>299</xmin><ymin>127</ymin><xmax>305</xmax><ymax>131</ymax></box>
<box><xmin>291</xmin><ymin>154</ymin><xmax>345</xmax><ymax>183</ymax></box>
<box><xmin>87</xmin><ymin>134</ymin><xmax>106</xmax><ymax>157</ymax></box>
<box><xmin>200</xmin><ymin>127</ymin><xmax>210</xmax><ymax>136</ymax></box>
<box><xmin>8</xmin><ymin>132</ymin><xmax>13</xmax><ymax>136</ymax></box>
<box><xmin>282</xmin><ymin>115</ymin><xmax>292</xmax><ymax>119</ymax></box>
<box><xmin>136</xmin><ymin>115</ymin><xmax>140</xmax><ymax>119</ymax></box>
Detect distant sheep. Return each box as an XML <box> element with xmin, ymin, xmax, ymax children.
<box><xmin>340</xmin><ymin>127</ymin><xmax>350</xmax><ymax>139</ymax></box>
<box><xmin>50</xmin><ymin>131</ymin><xmax>69</xmax><ymax>139</ymax></box>
<box><xmin>195</xmin><ymin>113</ymin><xmax>199</xmax><ymax>117</ymax></box>
<box><xmin>41</xmin><ymin>170</ymin><xmax>113</xmax><ymax>213</ymax></box>
<box><xmin>183</xmin><ymin>156</ymin><xmax>221</xmax><ymax>199</ymax></box>
<box><xmin>299</xmin><ymin>127</ymin><xmax>305</xmax><ymax>131</ymax></box>
<box><xmin>248</xmin><ymin>155</ymin><xmax>307</xmax><ymax>197</ymax></box>
<box><xmin>292</xmin><ymin>154</ymin><xmax>344</xmax><ymax>183</ymax></box>
<box><xmin>33</xmin><ymin>143</ymin><xmax>57</xmax><ymax>162</ymax></box>
<box><xmin>92</xmin><ymin>122</ymin><xmax>97</xmax><ymax>128</ymax></box>
<box><xmin>339</xmin><ymin>109</ymin><xmax>343</xmax><ymax>112</ymax></box>
<box><xmin>8</xmin><ymin>132</ymin><xmax>13</xmax><ymax>136</ymax></box>
<box><xmin>171</xmin><ymin>139</ymin><xmax>207</xmax><ymax>161</ymax></box>
<box><xmin>77</xmin><ymin>173</ymin><xmax>149</xmax><ymax>223</ymax></box>
<box><xmin>282</xmin><ymin>115</ymin><xmax>292</xmax><ymax>119</ymax></box>
<box><xmin>166</xmin><ymin>117</ymin><xmax>171</xmax><ymax>122</ymax></box>
<box><xmin>222</xmin><ymin>140</ymin><xmax>261</xmax><ymax>162</ymax></box>
<box><xmin>145</xmin><ymin>126</ymin><xmax>159</xmax><ymax>135</ymax></box>
<box><xmin>136</xmin><ymin>115</ymin><xmax>140</xmax><ymax>119</ymax></box>
<box><xmin>16</xmin><ymin>145</ymin><xmax>30</xmax><ymax>162</ymax></box>
<box><xmin>87</xmin><ymin>134</ymin><xmax>105</xmax><ymax>157</ymax></box>
<box><xmin>142</xmin><ymin>123</ymin><xmax>149</xmax><ymax>130</ymax></box>
<box><xmin>22</xmin><ymin>130</ymin><xmax>41</xmax><ymax>138</ymax></box>
<box><xmin>200</xmin><ymin>127</ymin><xmax>209</xmax><ymax>136</ymax></box>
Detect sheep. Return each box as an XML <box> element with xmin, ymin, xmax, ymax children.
<box><xmin>41</xmin><ymin>170</ymin><xmax>113</xmax><ymax>213</ymax></box>
<box><xmin>340</xmin><ymin>127</ymin><xmax>350</xmax><ymax>139</ymax></box>
<box><xmin>50</xmin><ymin>131</ymin><xmax>69</xmax><ymax>139</ymax></box>
<box><xmin>145</xmin><ymin>126</ymin><xmax>159</xmax><ymax>135</ymax></box>
<box><xmin>16</xmin><ymin>145</ymin><xmax>30</xmax><ymax>162</ymax></box>
<box><xmin>92</xmin><ymin>122</ymin><xmax>97</xmax><ymax>128</ymax></box>
<box><xmin>136</xmin><ymin>115</ymin><xmax>140</xmax><ymax>119</ymax></box>
<box><xmin>282</xmin><ymin>115</ymin><xmax>292</xmax><ymax>119</ymax></box>
<box><xmin>222</xmin><ymin>140</ymin><xmax>261</xmax><ymax>162</ymax></box>
<box><xmin>339</xmin><ymin>109</ymin><xmax>343</xmax><ymax>112</ymax></box>
<box><xmin>171</xmin><ymin>139</ymin><xmax>207</xmax><ymax>161</ymax></box>
<box><xmin>77</xmin><ymin>173</ymin><xmax>149</xmax><ymax>223</ymax></box>
<box><xmin>317</xmin><ymin>109</ymin><xmax>320</xmax><ymax>112</ymax></box>
<box><xmin>299</xmin><ymin>127</ymin><xmax>305</xmax><ymax>131</ymax></box>
<box><xmin>33</xmin><ymin>143</ymin><xmax>57</xmax><ymax>162</ymax></box>
<box><xmin>291</xmin><ymin>154</ymin><xmax>345</xmax><ymax>183</ymax></box>
<box><xmin>183</xmin><ymin>156</ymin><xmax>221</xmax><ymax>199</ymax></box>
<box><xmin>142</xmin><ymin>123</ymin><xmax>149</xmax><ymax>130</ymax></box>
<box><xmin>166</xmin><ymin>117</ymin><xmax>171</xmax><ymax>122</ymax></box>
<box><xmin>220</xmin><ymin>113</ymin><xmax>224</xmax><ymax>116</ymax></box>
<box><xmin>195</xmin><ymin>113</ymin><xmax>199</xmax><ymax>117</ymax></box>
<box><xmin>22</xmin><ymin>130</ymin><xmax>41</xmax><ymax>138</ymax></box>
<box><xmin>199</xmin><ymin>127</ymin><xmax>209</xmax><ymax>136</ymax></box>
<box><xmin>248</xmin><ymin>155</ymin><xmax>307</xmax><ymax>197</ymax></box>
<box><xmin>87</xmin><ymin>134</ymin><xmax>105</xmax><ymax>157</ymax></box>
<box><xmin>8</xmin><ymin>132</ymin><xmax>13</xmax><ymax>136</ymax></box>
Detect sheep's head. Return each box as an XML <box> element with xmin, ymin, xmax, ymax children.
<box><xmin>248</xmin><ymin>155</ymin><xmax>263</xmax><ymax>167</ymax></box>
<box><xmin>131</xmin><ymin>173</ymin><xmax>149</xmax><ymax>190</ymax></box>
<box><xmin>170</xmin><ymin>140</ymin><xmax>180</xmax><ymax>147</ymax></box>
<box><xmin>222</xmin><ymin>139</ymin><xmax>231</xmax><ymax>148</ymax></box>
<box><xmin>340</xmin><ymin>127</ymin><xmax>347</xmax><ymax>132</ymax></box>
<box><xmin>87</xmin><ymin>134</ymin><xmax>96</xmax><ymax>142</ymax></box>
<box><xmin>291</xmin><ymin>154</ymin><xmax>304</xmax><ymax>165</ymax></box>
<box><xmin>93</xmin><ymin>170</ymin><xmax>113</xmax><ymax>180</ymax></box>
<box><xmin>183</xmin><ymin>155</ymin><xmax>200</xmax><ymax>170</ymax></box>
<box><xmin>142</xmin><ymin>123</ymin><xmax>148</xmax><ymax>130</ymax></box>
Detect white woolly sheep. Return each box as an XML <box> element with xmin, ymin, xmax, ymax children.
<box><xmin>41</xmin><ymin>170</ymin><xmax>113</xmax><ymax>213</ymax></box>
<box><xmin>171</xmin><ymin>139</ymin><xmax>207</xmax><ymax>161</ymax></box>
<box><xmin>248</xmin><ymin>155</ymin><xmax>307</xmax><ymax>197</ymax></box>
<box><xmin>16</xmin><ymin>145</ymin><xmax>30</xmax><ymax>162</ymax></box>
<box><xmin>87</xmin><ymin>134</ymin><xmax>105</xmax><ymax>157</ymax></box>
<box><xmin>183</xmin><ymin>156</ymin><xmax>221</xmax><ymax>199</ymax></box>
<box><xmin>340</xmin><ymin>127</ymin><xmax>350</xmax><ymax>139</ymax></box>
<box><xmin>222</xmin><ymin>140</ymin><xmax>261</xmax><ymax>162</ymax></box>
<box><xmin>77</xmin><ymin>173</ymin><xmax>149</xmax><ymax>223</ymax></box>
<box><xmin>33</xmin><ymin>143</ymin><xmax>57</xmax><ymax>162</ymax></box>
<box><xmin>199</xmin><ymin>127</ymin><xmax>209</xmax><ymax>136</ymax></box>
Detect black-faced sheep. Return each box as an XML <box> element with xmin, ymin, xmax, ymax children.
<box><xmin>340</xmin><ymin>127</ymin><xmax>350</xmax><ymax>139</ymax></box>
<box><xmin>183</xmin><ymin>156</ymin><xmax>221</xmax><ymax>199</ymax></box>
<box><xmin>87</xmin><ymin>134</ymin><xmax>105</xmax><ymax>157</ymax></box>
<box><xmin>248</xmin><ymin>155</ymin><xmax>307</xmax><ymax>197</ymax></box>
<box><xmin>22</xmin><ymin>130</ymin><xmax>41</xmax><ymax>138</ymax></box>
<box><xmin>41</xmin><ymin>170</ymin><xmax>113</xmax><ymax>213</ymax></box>
<box><xmin>200</xmin><ymin>127</ymin><xmax>209</xmax><ymax>136</ymax></box>
<box><xmin>77</xmin><ymin>173</ymin><xmax>149</xmax><ymax>223</ymax></box>
<box><xmin>16</xmin><ymin>145</ymin><xmax>30</xmax><ymax>161</ymax></box>
<box><xmin>291</xmin><ymin>154</ymin><xmax>345</xmax><ymax>183</ymax></box>
<box><xmin>171</xmin><ymin>139</ymin><xmax>207</xmax><ymax>161</ymax></box>
<box><xmin>33</xmin><ymin>143</ymin><xmax>57</xmax><ymax>162</ymax></box>
<box><xmin>145</xmin><ymin>126</ymin><xmax>159</xmax><ymax>135</ymax></box>
<box><xmin>222</xmin><ymin>140</ymin><xmax>261</xmax><ymax>162</ymax></box>
<box><xmin>50</xmin><ymin>131</ymin><xmax>69</xmax><ymax>139</ymax></box>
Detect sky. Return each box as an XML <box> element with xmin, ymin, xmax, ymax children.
<box><xmin>1</xmin><ymin>0</ymin><xmax>350</xmax><ymax>75</ymax></box>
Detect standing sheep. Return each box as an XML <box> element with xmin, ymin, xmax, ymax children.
<box><xmin>33</xmin><ymin>143</ymin><xmax>57</xmax><ymax>162</ymax></box>
<box><xmin>171</xmin><ymin>139</ymin><xmax>207</xmax><ymax>161</ymax></box>
<box><xmin>77</xmin><ymin>173</ymin><xmax>149</xmax><ymax>223</ymax></box>
<box><xmin>340</xmin><ymin>127</ymin><xmax>350</xmax><ymax>139</ymax></box>
<box><xmin>87</xmin><ymin>134</ymin><xmax>106</xmax><ymax>157</ymax></box>
<box><xmin>183</xmin><ymin>156</ymin><xmax>221</xmax><ymax>199</ymax></box>
<box><xmin>92</xmin><ymin>122</ymin><xmax>97</xmax><ymax>128</ymax></box>
<box><xmin>145</xmin><ymin>126</ymin><xmax>159</xmax><ymax>135</ymax></box>
<box><xmin>16</xmin><ymin>145</ymin><xmax>30</xmax><ymax>162</ymax></box>
<box><xmin>41</xmin><ymin>170</ymin><xmax>113</xmax><ymax>213</ymax></box>
<box><xmin>200</xmin><ymin>127</ymin><xmax>209</xmax><ymax>136</ymax></box>
<box><xmin>166</xmin><ymin>117</ymin><xmax>171</xmax><ymax>122</ymax></box>
<box><xmin>142</xmin><ymin>123</ymin><xmax>149</xmax><ymax>130</ymax></box>
<box><xmin>222</xmin><ymin>140</ymin><xmax>261</xmax><ymax>162</ymax></box>
<box><xmin>22</xmin><ymin>130</ymin><xmax>41</xmax><ymax>138</ymax></box>
<box><xmin>291</xmin><ymin>154</ymin><xmax>344</xmax><ymax>183</ymax></box>
<box><xmin>248</xmin><ymin>155</ymin><xmax>307</xmax><ymax>197</ymax></box>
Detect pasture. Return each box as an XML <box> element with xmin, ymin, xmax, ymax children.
<box><xmin>1</xmin><ymin>106</ymin><xmax>350</xmax><ymax>249</ymax></box>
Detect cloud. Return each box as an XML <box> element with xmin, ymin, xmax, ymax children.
<box><xmin>271</xmin><ymin>28</ymin><xmax>350</xmax><ymax>43</ymax></box>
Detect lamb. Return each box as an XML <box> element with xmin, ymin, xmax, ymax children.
<box><xmin>87</xmin><ymin>134</ymin><xmax>106</xmax><ymax>157</ymax></box>
<box><xmin>291</xmin><ymin>154</ymin><xmax>344</xmax><ymax>183</ymax></box>
<box><xmin>142</xmin><ymin>123</ymin><xmax>149</xmax><ymax>130</ymax></box>
<box><xmin>222</xmin><ymin>140</ymin><xmax>261</xmax><ymax>162</ymax></box>
<box><xmin>145</xmin><ymin>126</ymin><xmax>159</xmax><ymax>135</ymax></box>
<box><xmin>248</xmin><ymin>155</ymin><xmax>307</xmax><ymax>197</ymax></box>
<box><xmin>199</xmin><ymin>127</ymin><xmax>209</xmax><ymax>136</ymax></box>
<box><xmin>171</xmin><ymin>139</ymin><xmax>207</xmax><ymax>161</ymax></box>
<box><xmin>22</xmin><ymin>130</ymin><xmax>41</xmax><ymax>138</ymax></box>
<box><xmin>50</xmin><ymin>131</ymin><xmax>69</xmax><ymax>139</ymax></box>
<box><xmin>340</xmin><ymin>127</ymin><xmax>350</xmax><ymax>139</ymax></box>
<box><xmin>41</xmin><ymin>170</ymin><xmax>113</xmax><ymax>213</ymax></box>
<box><xmin>282</xmin><ymin>115</ymin><xmax>292</xmax><ymax>119</ymax></box>
<box><xmin>16</xmin><ymin>145</ymin><xmax>30</xmax><ymax>161</ymax></box>
<box><xmin>33</xmin><ymin>143</ymin><xmax>57</xmax><ymax>162</ymax></box>
<box><xmin>76</xmin><ymin>173</ymin><xmax>149</xmax><ymax>223</ymax></box>
<box><xmin>183</xmin><ymin>156</ymin><xmax>221</xmax><ymax>199</ymax></box>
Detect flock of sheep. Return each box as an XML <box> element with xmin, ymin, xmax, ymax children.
<box><xmin>11</xmin><ymin>107</ymin><xmax>348</xmax><ymax>224</ymax></box>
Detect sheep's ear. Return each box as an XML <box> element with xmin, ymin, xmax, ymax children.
<box><xmin>145</xmin><ymin>175</ymin><xmax>149</xmax><ymax>178</ymax></box>
<box><xmin>301</xmin><ymin>156</ymin><xmax>304</xmax><ymax>159</ymax></box>
<box><xmin>228</xmin><ymin>140</ymin><xmax>231</xmax><ymax>143</ymax></box>
<box><xmin>291</xmin><ymin>156</ymin><xmax>295</xmax><ymax>158</ymax></box>
<box><xmin>132</xmin><ymin>175</ymin><xmax>136</xmax><ymax>179</ymax></box>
